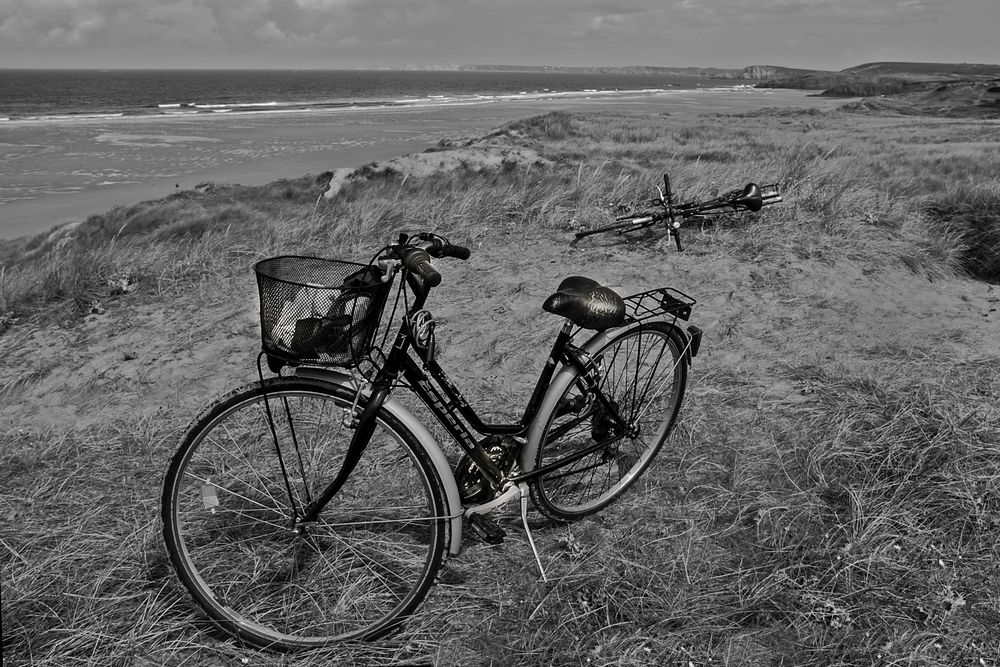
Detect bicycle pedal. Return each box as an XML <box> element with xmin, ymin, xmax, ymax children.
<box><xmin>468</xmin><ymin>514</ymin><xmax>506</xmax><ymax>545</ymax></box>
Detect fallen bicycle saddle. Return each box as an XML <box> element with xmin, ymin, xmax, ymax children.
<box><xmin>542</xmin><ymin>276</ymin><xmax>626</xmax><ymax>330</ymax></box>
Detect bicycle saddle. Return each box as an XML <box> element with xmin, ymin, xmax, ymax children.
<box><xmin>542</xmin><ymin>276</ymin><xmax>626</xmax><ymax>331</ymax></box>
<box><xmin>734</xmin><ymin>183</ymin><xmax>763</xmax><ymax>211</ymax></box>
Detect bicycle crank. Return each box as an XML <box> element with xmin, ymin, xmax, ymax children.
<box><xmin>456</xmin><ymin>435</ymin><xmax>521</xmax><ymax>504</ymax></box>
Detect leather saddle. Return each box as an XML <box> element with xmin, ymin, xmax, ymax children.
<box><xmin>542</xmin><ymin>276</ymin><xmax>626</xmax><ymax>331</ymax></box>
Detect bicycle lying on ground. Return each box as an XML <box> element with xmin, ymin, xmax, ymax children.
<box><xmin>575</xmin><ymin>172</ymin><xmax>782</xmax><ymax>249</ymax></box>
<box><xmin>161</xmin><ymin>231</ymin><xmax>703</xmax><ymax>649</ymax></box>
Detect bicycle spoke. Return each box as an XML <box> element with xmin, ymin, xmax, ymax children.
<box><xmin>181</xmin><ymin>469</ymin><xmax>294</xmax><ymax>524</ymax></box>
<box><xmin>163</xmin><ymin>380</ymin><xmax>447</xmax><ymax>647</ymax></box>
<box><xmin>531</xmin><ymin>324</ymin><xmax>686</xmax><ymax>520</ymax></box>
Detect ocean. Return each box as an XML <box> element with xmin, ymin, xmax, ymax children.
<box><xmin>0</xmin><ymin>69</ymin><xmax>717</xmax><ymax>121</ymax></box>
<box><xmin>0</xmin><ymin>69</ymin><xmax>836</xmax><ymax>240</ymax></box>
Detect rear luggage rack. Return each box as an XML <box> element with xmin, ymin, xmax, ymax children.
<box><xmin>622</xmin><ymin>287</ymin><xmax>696</xmax><ymax>323</ymax></box>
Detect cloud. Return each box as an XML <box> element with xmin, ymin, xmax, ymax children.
<box><xmin>668</xmin><ymin>0</ymin><xmax>947</xmax><ymax>25</ymax></box>
<box><xmin>0</xmin><ymin>0</ymin><xmax>992</xmax><ymax>69</ymax></box>
<box><xmin>0</xmin><ymin>0</ymin><xmax>223</xmax><ymax>50</ymax></box>
<box><xmin>294</xmin><ymin>0</ymin><xmax>353</xmax><ymax>9</ymax></box>
<box><xmin>0</xmin><ymin>0</ymin><xmax>635</xmax><ymax>49</ymax></box>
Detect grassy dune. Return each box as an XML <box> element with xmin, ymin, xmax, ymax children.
<box><xmin>2</xmin><ymin>106</ymin><xmax>1000</xmax><ymax>666</ymax></box>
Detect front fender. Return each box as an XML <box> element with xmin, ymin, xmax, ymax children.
<box><xmin>292</xmin><ymin>367</ymin><xmax>464</xmax><ymax>555</ymax></box>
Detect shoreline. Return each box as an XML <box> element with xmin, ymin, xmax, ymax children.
<box><xmin>0</xmin><ymin>88</ymin><xmax>846</xmax><ymax>242</ymax></box>
<box><xmin>0</xmin><ymin>84</ymin><xmax>748</xmax><ymax>124</ymax></box>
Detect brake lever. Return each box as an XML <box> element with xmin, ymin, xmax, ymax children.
<box><xmin>413</xmin><ymin>231</ymin><xmax>447</xmax><ymax>247</ymax></box>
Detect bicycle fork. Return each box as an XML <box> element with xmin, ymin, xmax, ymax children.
<box><xmin>296</xmin><ymin>383</ymin><xmax>390</xmax><ymax>527</ymax></box>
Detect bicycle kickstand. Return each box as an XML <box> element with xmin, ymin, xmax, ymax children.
<box><xmin>518</xmin><ymin>483</ymin><xmax>549</xmax><ymax>582</ymax></box>
<box><xmin>465</xmin><ymin>482</ymin><xmax>549</xmax><ymax>582</ymax></box>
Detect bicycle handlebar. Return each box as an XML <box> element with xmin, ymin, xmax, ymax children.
<box><xmin>439</xmin><ymin>243</ymin><xmax>472</xmax><ymax>261</ymax></box>
<box><xmin>391</xmin><ymin>232</ymin><xmax>471</xmax><ymax>289</ymax></box>
<box><xmin>403</xmin><ymin>248</ymin><xmax>441</xmax><ymax>287</ymax></box>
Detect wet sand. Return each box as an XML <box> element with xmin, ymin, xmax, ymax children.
<box><xmin>0</xmin><ymin>89</ymin><xmax>845</xmax><ymax>241</ymax></box>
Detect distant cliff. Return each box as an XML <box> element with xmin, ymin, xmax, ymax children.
<box><xmin>748</xmin><ymin>61</ymin><xmax>1000</xmax><ymax>117</ymax></box>
<box><xmin>755</xmin><ymin>61</ymin><xmax>1000</xmax><ymax>96</ymax></box>
<box><xmin>726</xmin><ymin>65</ymin><xmax>829</xmax><ymax>80</ymax></box>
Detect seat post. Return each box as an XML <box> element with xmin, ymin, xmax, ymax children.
<box><xmin>519</xmin><ymin>317</ymin><xmax>576</xmax><ymax>424</ymax></box>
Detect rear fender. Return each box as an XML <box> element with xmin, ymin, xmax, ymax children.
<box><xmin>292</xmin><ymin>367</ymin><xmax>464</xmax><ymax>555</ymax></box>
<box><xmin>521</xmin><ymin>321</ymin><xmax>690</xmax><ymax>472</ymax></box>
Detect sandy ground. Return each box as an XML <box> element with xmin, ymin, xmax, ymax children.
<box><xmin>0</xmin><ymin>88</ymin><xmax>846</xmax><ymax>241</ymax></box>
<box><xmin>2</xmin><ymin>218</ymin><xmax>997</xmax><ymax>434</ymax></box>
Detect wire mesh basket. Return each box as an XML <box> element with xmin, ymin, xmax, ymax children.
<box><xmin>254</xmin><ymin>256</ymin><xmax>391</xmax><ymax>368</ymax></box>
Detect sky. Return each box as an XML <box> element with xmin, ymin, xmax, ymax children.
<box><xmin>0</xmin><ymin>0</ymin><xmax>997</xmax><ymax>72</ymax></box>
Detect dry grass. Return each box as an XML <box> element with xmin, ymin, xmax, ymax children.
<box><xmin>3</xmin><ymin>107</ymin><xmax>1000</xmax><ymax>665</ymax></box>
<box><xmin>923</xmin><ymin>183</ymin><xmax>1000</xmax><ymax>281</ymax></box>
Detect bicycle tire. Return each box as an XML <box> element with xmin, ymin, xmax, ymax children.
<box><xmin>161</xmin><ymin>377</ymin><xmax>449</xmax><ymax>649</ymax></box>
<box><xmin>528</xmin><ymin>322</ymin><xmax>687</xmax><ymax>521</ymax></box>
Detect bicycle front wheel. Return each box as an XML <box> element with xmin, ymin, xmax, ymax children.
<box><xmin>529</xmin><ymin>322</ymin><xmax>687</xmax><ymax>521</ymax></box>
<box><xmin>161</xmin><ymin>377</ymin><xmax>448</xmax><ymax>649</ymax></box>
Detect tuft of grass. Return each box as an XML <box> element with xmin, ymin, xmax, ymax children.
<box><xmin>506</xmin><ymin>110</ymin><xmax>576</xmax><ymax>140</ymax></box>
<box><xmin>664</xmin><ymin>355</ymin><xmax>1000</xmax><ymax>665</ymax></box>
<box><xmin>923</xmin><ymin>183</ymin><xmax>1000</xmax><ymax>281</ymax></box>
<box><xmin>0</xmin><ymin>177</ymin><xmax>328</xmax><ymax>327</ymax></box>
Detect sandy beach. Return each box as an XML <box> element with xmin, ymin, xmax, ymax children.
<box><xmin>0</xmin><ymin>88</ymin><xmax>845</xmax><ymax>241</ymax></box>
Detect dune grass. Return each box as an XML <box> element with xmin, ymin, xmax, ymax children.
<box><xmin>923</xmin><ymin>183</ymin><xmax>1000</xmax><ymax>281</ymax></box>
<box><xmin>2</xmin><ymin>107</ymin><xmax>1000</xmax><ymax>665</ymax></box>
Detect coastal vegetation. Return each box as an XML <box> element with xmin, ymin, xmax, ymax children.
<box><xmin>2</xmin><ymin>92</ymin><xmax>1000</xmax><ymax>665</ymax></box>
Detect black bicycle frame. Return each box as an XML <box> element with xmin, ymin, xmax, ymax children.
<box><xmin>300</xmin><ymin>271</ymin><xmax>630</xmax><ymax>523</ymax></box>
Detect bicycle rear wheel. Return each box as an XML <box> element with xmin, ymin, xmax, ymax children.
<box><xmin>161</xmin><ymin>377</ymin><xmax>448</xmax><ymax>649</ymax></box>
<box><xmin>528</xmin><ymin>322</ymin><xmax>687</xmax><ymax>521</ymax></box>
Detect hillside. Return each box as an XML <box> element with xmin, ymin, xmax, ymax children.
<box><xmin>843</xmin><ymin>61</ymin><xmax>1000</xmax><ymax>79</ymax></box>
<box><xmin>755</xmin><ymin>60</ymin><xmax>1000</xmax><ymax>116</ymax></box>
<box><xmin>757</xmin><ymin>60</ymin><xmax>1000</xmax><ymax>90</ymax></box>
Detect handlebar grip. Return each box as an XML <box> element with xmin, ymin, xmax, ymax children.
<box><xmin>759</xmin><ymin>184</ymin><xmax>782</xmax><ymax>205</ymax></box>
<box><xmin>404</xmin><ymin>248</ymin><xmax>442</xmax><ymax>287</ymax></box>
<box><xmin>441</xmin><ymin>243</ymin><xmax>471</xmax><ymax>260</ymax></box>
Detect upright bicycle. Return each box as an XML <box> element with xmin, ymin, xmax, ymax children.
<box><xmin>575</xmin><ymin>172</ymin><xmax>782</xmax><ymax>249</ymax></box>
<box><xmin>161</xmin><ymin>231</ymin><xmax>703</xmax><ymax>649</ymax></box>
